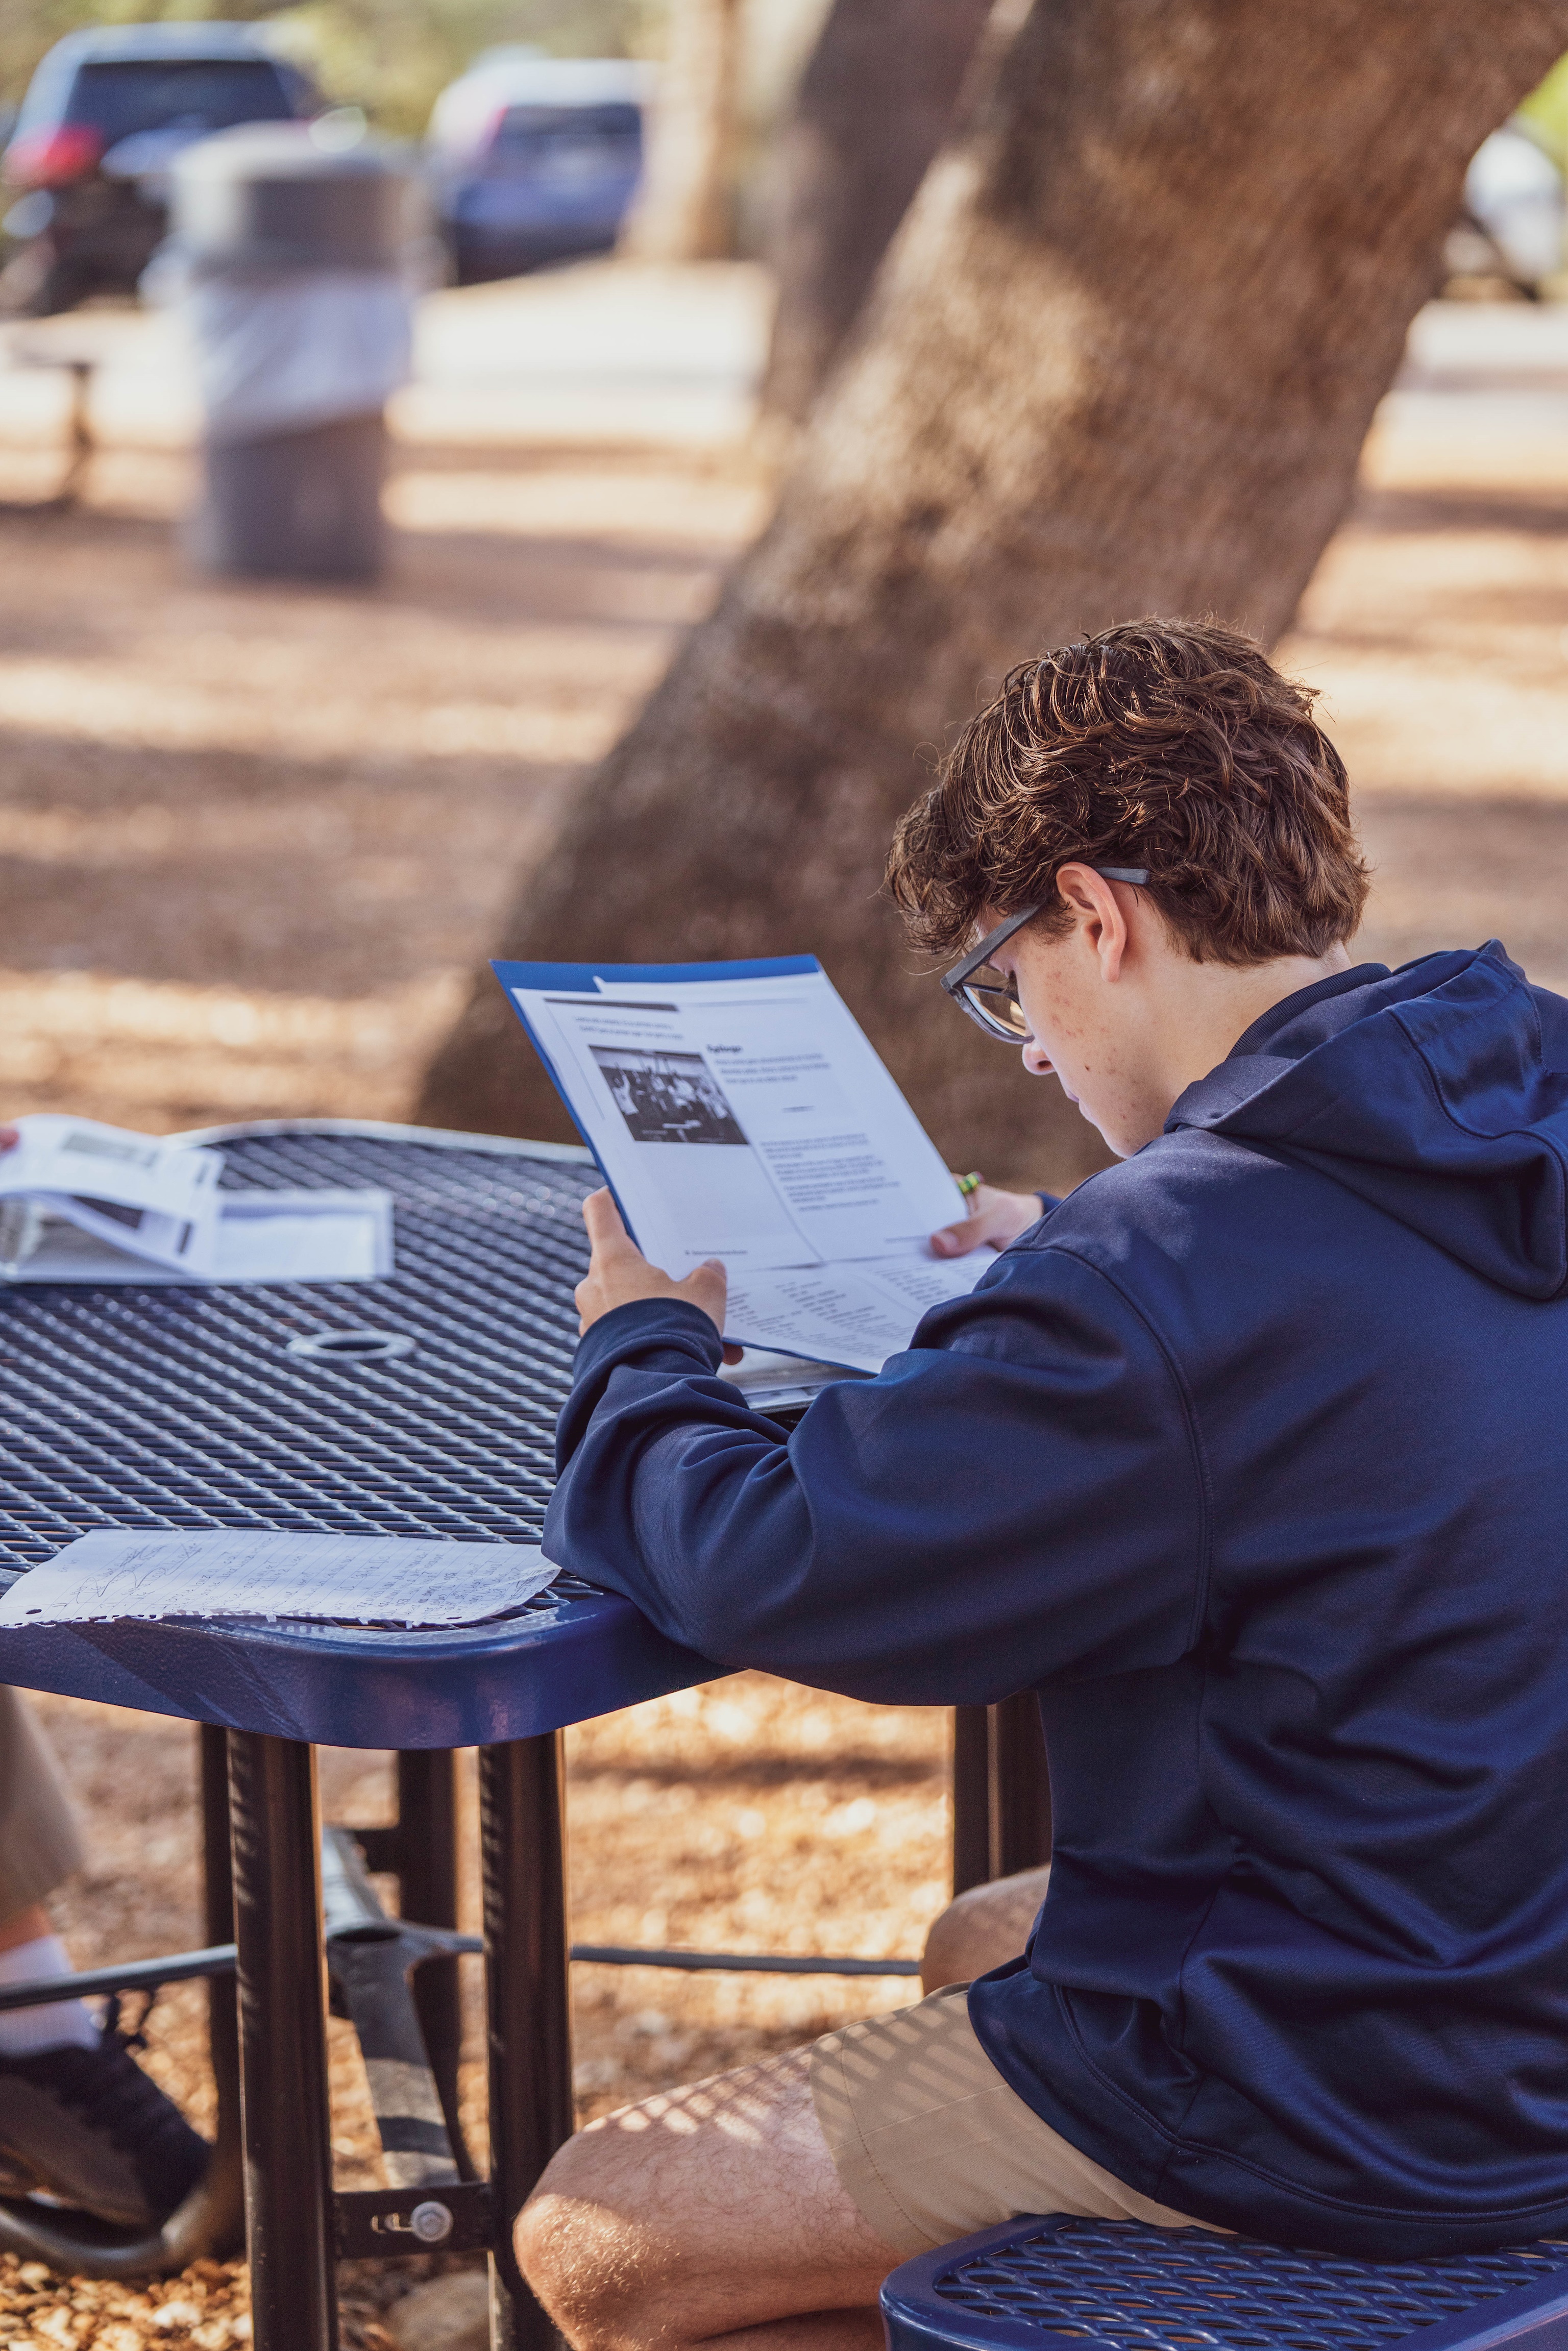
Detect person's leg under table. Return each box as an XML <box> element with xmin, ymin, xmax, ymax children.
<box><xmin>0</xmin><ymin>1683</ymin><xmax>86</xmax><ymax>1923</ymax></box>
<box><xmin>0</xmin><ymin>1681</ymin><xmax>91</xmax><ymax>2044</ymax></box>
<box><xmin>0</xmin><ymin>1686</ymin><xmax>214</xmax><ymax>2244</ymax></box>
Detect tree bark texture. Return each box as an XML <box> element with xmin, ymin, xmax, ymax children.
<box><xmin>619</xmin><ymin>0</ymin><xmax>741</xmax><ymax>261</ymax></box>
<box><xmin>421</xmin><ymin>0</ymin><xmax>1568</xmax><ymax>1191</ymax></box>
<box><xmin>761</xmin><ymin>0</ymin><xmax>995</xmax><ymax>425</ymax></box>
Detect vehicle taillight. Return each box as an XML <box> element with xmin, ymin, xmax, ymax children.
<box><xmin>3</xmin><ymin>124</ymin><xmax>105</xmax><ymax>188</ymax></box>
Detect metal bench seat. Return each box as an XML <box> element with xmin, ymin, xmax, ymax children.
<box><xmin>880</xmin><ymin>2216</ymin><xmax>1568</xmax><ymax>2351</ymax></box>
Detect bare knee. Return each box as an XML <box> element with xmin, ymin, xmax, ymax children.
<box><xmin>515</xmin><ymin>2129</ymin><xmax>662</xmax><ymax>2351</ymax></box>
<box><xmin>921</xmin><ymin>1864</ymin><xmax>1051</xmax><ymax>1995</ymax></box>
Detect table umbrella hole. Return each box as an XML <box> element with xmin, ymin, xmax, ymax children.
<box><xmin>286</xmin><ymin>1329</ymin><xmax>415</xmax><ymax>1363</ymax></box>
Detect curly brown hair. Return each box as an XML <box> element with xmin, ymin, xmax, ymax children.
<box><xmin>886</xmin><ymin>618</ymin><xmax>1369</xmax><ymax>966</ymax></box>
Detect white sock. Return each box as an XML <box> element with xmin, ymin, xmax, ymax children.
<box><xmin>0</xmin><ymin>1935</ymin><xmax>100</xmax><ymax>2054</ymax></box>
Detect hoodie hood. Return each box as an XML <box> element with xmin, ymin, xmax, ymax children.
<box><xmin>1166</xmin><ymin>944</ymin><xmax>1568</xmax><ymax>1300</ymax></box>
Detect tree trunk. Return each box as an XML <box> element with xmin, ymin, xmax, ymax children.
<box><xmin>420</xmin><ymin>0</ymin><xmax>1568</xmax><ymax>1193</ymax></box>
<box><xmin>620</xmin><ymin>0</ymin><xmax>741</xmax><ymax>262</ymax></box>
<box><xmin>760</xmin><ymin>0</ymin><xmax>995</xmax><ymax>425</ymax></box>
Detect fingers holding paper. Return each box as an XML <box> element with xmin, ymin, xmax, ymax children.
<box><xmin>930</xmin><ymin>1182</ymin><xmax>1043</xmax><ymax>1259</ymax></box>
<box><xmin>576</xmin><ymin>1188</ymin><xmax>731</xmax><ymax>1344</ymax></box>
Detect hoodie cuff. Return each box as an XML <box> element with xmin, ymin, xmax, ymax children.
<box><xmin>558</xmin><ymin>1299</ymin><xmax>728</xmax><ymax>1478</ymax></box>
<box><xmin>572</xmin><ymin>1297</ymin><xmax>725</xmax><ymax>1387</ymax></box>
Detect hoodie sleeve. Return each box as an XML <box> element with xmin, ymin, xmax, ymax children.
<box><xmin>544</xmin><ymin>1244</ymin><xmax>1209</xmax><ymax>1704</ymax></box>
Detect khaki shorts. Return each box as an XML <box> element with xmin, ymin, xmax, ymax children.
<box><xmin>809</xmin><ymin>1984</ymin><xmax>1216</xmax><ymax>2258</ymax></box>
<box><xmin>0</xmin><ymin>1685</ymin><xmax>84</xmax><ymax>1919</ymax></box>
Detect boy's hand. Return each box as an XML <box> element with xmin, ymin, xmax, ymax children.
<box><xmin>0</xmin><ymin>1129</ymin><xmax>16</xmax><ymax>1150</ymax></box>
<box><xmin>931</xmin><ymin>1182</ymin><xmax>1043</xmax><ymax>1258</ymax></box>
<box><xmin>576</xmin><ymin>1189</ymin><xmax>733</xmax><ymax>1351</ymax></box>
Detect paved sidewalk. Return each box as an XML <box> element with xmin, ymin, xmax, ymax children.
<box><xmin>0</xmin><ymin>259</ymin><xmax>774</xmax><ymax>465</ymax></box>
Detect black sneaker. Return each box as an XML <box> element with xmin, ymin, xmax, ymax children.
<box><xmin>0</xmin><ymin>2031</ymin><xmax>210</xmax><ymax>2228</ymax></box>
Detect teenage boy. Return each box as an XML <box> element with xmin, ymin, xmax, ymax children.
<box><xmin>517</xmin><ymin>619</ymin><xmax>1568</xmax><ymax>2350</ymax></box>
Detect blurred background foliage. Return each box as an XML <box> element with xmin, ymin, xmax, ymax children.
<box><xmin>0</xmin><ymin>0</ymin><xmax>830</xmax><ymax>141</ymax></box>
<box><xmin>1518</xmin><ymin>47</ymin><xmax>1568</xmax><ymax>169</ymax></box>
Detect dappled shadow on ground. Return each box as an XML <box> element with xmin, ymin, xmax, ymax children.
<box><xmin>0</xmin><ymin>432</ymin><xmax>769</xmax><ymax>1127</ymax></box>
<box><xmin>1277</xmin><ymin>398</ymin><xmax>1568</xmax><ymax>988</ymax></box>
<box><xmin>1355</xmin><ymin>483</ymin><xmax>1568</xmax><ymax>537</ymax></box>
<box><xmin>1356</xmin><ymin>795</ymin><xmax>1568</xmax><ymax>987</ymax></box>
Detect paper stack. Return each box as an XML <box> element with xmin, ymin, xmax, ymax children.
<box><xmin>0</xmin><ymin>1116</ymin><xmax>394</xmax><ymax>1287</ymax></box>
<box><xmin>0</xmin><ymin>1115</ymin><xmax>223</xmax><ymax>1277</ymax></box>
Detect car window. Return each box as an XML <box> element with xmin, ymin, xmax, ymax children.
<box><xmin>65</xmin><ymin>60</ymin><xmax>293</xmax><ymax>142</ymax></box>
<box><xmin>485</xmin><ymin>103</ymin><xmax>641</xmax><ymax>178</ymax></box>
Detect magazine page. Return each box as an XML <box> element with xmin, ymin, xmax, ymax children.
<box><xmin>724</xmin><ymin>1246</ymin><xmax>990</xmax><ymax>1375</ymax></box>
<box><xmin>501</xmin><ymin>959</ymin><xmax>965</xmax><ymax>1279</ymax></box>
<box><xmin>510</xmin><ymin>977</ymin><xmax>819</xmax><ymax>1275</ymax></box>
<box><xmin>617</xmin><ymin>970</ymin><xmax>964</xmax><ymax>1264</ymax></box>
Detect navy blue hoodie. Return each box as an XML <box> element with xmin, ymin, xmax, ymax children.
<box><xmin>545</xmin><ymin>944</ymin><xmax>1568</xmax><ymax>2256</ymax></box>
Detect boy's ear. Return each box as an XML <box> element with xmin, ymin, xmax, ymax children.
<box><xmin>1056</xmin><ymin>864</ymin><xmax>1130</xmax><ymax>978</ymax></box>
<box><xmin>1056</xmin><ymin>865</ymin><xmax>1100</xmax><ymax>916</ymax></box>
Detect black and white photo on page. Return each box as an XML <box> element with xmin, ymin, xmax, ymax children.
<box><xmin>591</xmin><ymin>1047</ymin><xmax>748</xmax><ymax>1147</ymax></box>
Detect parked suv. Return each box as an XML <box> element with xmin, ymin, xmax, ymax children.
<box><xmin>426</xmin><ymin>53</ymin><xmax>649</xmax><ymax>285</ymax></box>
<box><xmin>1</xmin><ymin>23</ymin><xmax>316</xmax><ymax>315</ymax></box>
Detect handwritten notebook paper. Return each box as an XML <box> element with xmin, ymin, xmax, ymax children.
<box><xmin>0</xmin><ymin>1531</ymin><xmax>560</xmax><ymax>1630</ymax></box>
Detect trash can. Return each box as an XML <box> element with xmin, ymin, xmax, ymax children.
<box><xmin>163</xmin><ymin>121</ymin><xmax>419</xmax><ymax>581</ymax></box>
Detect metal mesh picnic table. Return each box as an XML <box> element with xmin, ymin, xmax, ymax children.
<box><xmin>0</xmin><ymin>1123</ymin><xmax>711</xmax><ymax>1748</ymax></box>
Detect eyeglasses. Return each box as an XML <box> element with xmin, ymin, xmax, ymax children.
<box><xmin>940</xmin><ymin>870</ymin><xmax>1150</xmax><ymax>1042</ymax></box>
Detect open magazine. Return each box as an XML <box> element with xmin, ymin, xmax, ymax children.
<box><xmin>495</xmin><ymin>956</ymin><xmax>994</xmax><ymax>1373</ymax></box>
<box><xmin>0</xmin><ymin>1115</ymin><xmax>224</xmax><ymax>1276</ymax></box>
<box><xmin>0</xmin><ymin>1116</ymin><xmax>394</xmax><ymax>1286</ymax></box>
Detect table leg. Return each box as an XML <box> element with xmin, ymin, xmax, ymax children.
<box><xmin>987</xmin><ymin>1692</ymin><xmax>1052</xmax><ymax>1881</ymax></box>
<box><xmin>479</xmin><ymin>1734</ymin><xmax>573</xmax><ymax>2351</ymax></box>
<box><xmin>951</xmin><ymin>1698</ymin><xmax>1052</xmax><ymax>1894</ymax></box>
<box><xmin>200</xmin><ymin>1728</ymin><xmax>241</xmax><ymax>2136</ymax></box>
<box><xmin>951</xmin><ymin>1708</ymin><xmax>991</xmax><ymax>1896</ymax></box>
<box><xmin>228</xmin><ymin>1733</ymin><xmax>337</xmax><ymax>2351</ymax></box>
<box><xmin>396</xmin><ymin>1750</ymin><xmax>471</xmax><ymax>2175</ymax></box>
<box><xmin>197</xmin><ymin>1724</ymin><xmax>247</xmax><ymax>2258</ymax></box>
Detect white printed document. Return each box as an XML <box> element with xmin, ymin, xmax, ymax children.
<box><xmin>0</xmin><ymin>1530</ymin><xmax>559</xmax><ymax>1629</ymax></box>
<box><xmin>495</xmin><ymin>956</ymin><xmax>994</xmax><ymax>1372</ymax></box>
<box><xmin>3</xmin><ymin>1188</ymin><xmax>395</xmax><ymax>1287</ymax></box>
<box><xmin>0</xmin><ymin>1115</ymin><xmax>223</xmax><ymax>1276</ymax></box>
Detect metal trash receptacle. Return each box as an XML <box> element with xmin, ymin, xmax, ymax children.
<box><xmin>164</xmin><ymin>121</ymin><xmax>418</xmax><ymax>581</ymax></box>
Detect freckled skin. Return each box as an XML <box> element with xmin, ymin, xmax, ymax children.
<box><xmin>1001</xmin><ymin>866</ymin><xmax>1350</xmax><ymax>1160</ymax></box>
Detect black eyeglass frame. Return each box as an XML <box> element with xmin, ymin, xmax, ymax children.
<box><xmin>940</xmin><ymin>868</ymin><xmax>1151</xmax><ymax>1042</ymax></box>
